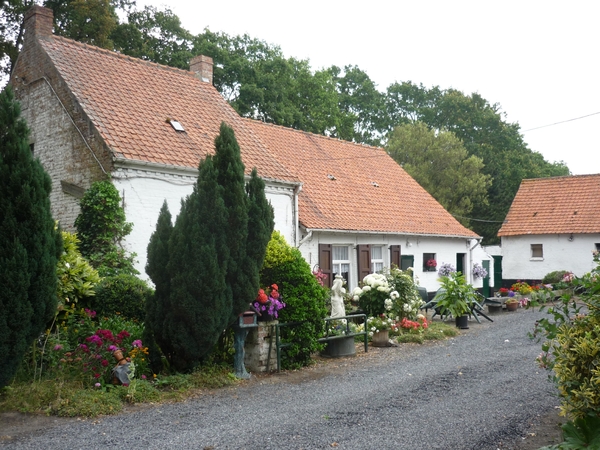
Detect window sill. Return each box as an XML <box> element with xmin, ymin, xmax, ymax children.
<box><xmin>530</xmin><ymin>257</ymin><xmax>544</xmax><ymax>261</ymax></box>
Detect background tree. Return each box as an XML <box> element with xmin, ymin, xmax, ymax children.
<box><xmin>386</xmin><ymin>122</ymin><xmax>491</xmax><ymax>228</ymax></box>
<box><xmin>0</xmin><ymin>86</ymin><xmax>60</xmax><ymax>388</ymax></box>
<box><xmin>74</xmin><ymin>180</ymin><xmax>136</xmax><ymax>276</ymax></box>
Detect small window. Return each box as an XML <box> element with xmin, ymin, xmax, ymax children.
<box><xmin>423</xmin><ymin>252</ymin><xmax>436</xmax><ymax>271</ymax></box>
<box><xmin>531</xmin><ymin>244</ymin><xmax>543</xmax><ymax>259</ymax></box>
<box><xmin>371</xmin><ymin>246</ymin><xmax>384</xmax><ymax>272</ymax></box>
<box><xmin>332</xmin><ymin>246</ymin><xmax>350</xmax><ymax>286</ymax></box>
<box><xmin>29</xmin><ymin>143</ymin><xmax>34</xmax><ymax>154</ymax></box>
<box><xmin>595</xmin><ymin>243</ymin><xmax>600</xmax><ymax>251</ymax></box>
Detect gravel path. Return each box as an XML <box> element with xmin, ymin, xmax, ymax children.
<box><xmin>0</xmin><ymin>307</ymin><xmax>560</xmax><ymax>449</ymax></box>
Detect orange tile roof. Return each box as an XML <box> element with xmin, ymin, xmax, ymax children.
<box><xmin>38</xmin><ymin>36</ymin><xmax>297</xmax><ymax>182</ymax></box>
<box><xmin>498</xmin><ymin>174</ymin><xmax>600</xmax><ymax>236</ymax></box>
<box><xmin>245</xmin><ymin>120</ymin><xmax>478</xmax><ymax>237</ymax></box>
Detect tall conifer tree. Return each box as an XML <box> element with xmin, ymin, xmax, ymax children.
<box><xmin>212</xmin><ymin>122</ymin><xmax>252</xmax><ymax>322</ymax></box>
<box><xmin>164</xmin><ymin>155</ymin><xmax>230</xmax><ymax>371</ymax></box>
<box><xmin>0</xmin><ymin>87</ymin><xmax>60</xmax><ymax>387</ymax></box>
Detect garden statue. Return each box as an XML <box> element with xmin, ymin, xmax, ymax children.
<box><xmin>330</xmin><ymin>274</ymin><xmax>346</xmax><ymax>318</ymax></box>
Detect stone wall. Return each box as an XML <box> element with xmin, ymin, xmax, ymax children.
<box><xmin>244</xmin><ymin>322</ymin><xmax>278</xmax><ymax>373</ymax></box>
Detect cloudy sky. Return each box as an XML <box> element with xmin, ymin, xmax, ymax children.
<box><xmin>144</xmin><ymin>0</ymin><xmax>599</xmax><ymax>175</ymax></box>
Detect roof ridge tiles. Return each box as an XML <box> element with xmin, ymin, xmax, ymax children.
<box><xmin>47</xmin><ymin>34</ymin><xmax>198</xmax><ymax>79</ymax></box>
<box><xmin>239</xmin><ymin>117</ymin><xmax>384</xmax><ymax>151</ymax></box>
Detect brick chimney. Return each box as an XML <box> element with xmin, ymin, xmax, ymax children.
<box><xmin>23</xmin><ymin>5</ymin><xmax>54</xmax><ymax>42</ymax></box>
<box><xmin>190</xmin><ymin>55</ymin><xmax>213</xmax><ymax>84</ymax></box>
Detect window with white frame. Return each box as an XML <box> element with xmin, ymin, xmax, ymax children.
<box><xmin>332</xmin><ymin>245</ymin><xmax>350</xmax><ymax>285</ymax></box>
<box><xmin>531</xmin><ymin>244</ymin><xmax>543</xmax><ymax>259</ymax></box>
<box><xmin>371</xmin><ymin>246</ymin><xmax>384</xmax><ymax>272</ymax></box>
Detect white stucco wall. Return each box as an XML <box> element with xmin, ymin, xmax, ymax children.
<box><xmin>298</xmin><ymin>231</ymin><xmax>490</xmax><ymax>293</ymax></box>
<box><xmin>501</xmin><ymin>233</ymin><xmax>600</xmax><ymax>280</ymax></box>
<box><xmin>113</xmin><ymin>166</ymin><xmax>297</xmax><ymax>279</ymax></box>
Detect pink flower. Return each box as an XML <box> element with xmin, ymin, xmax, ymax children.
<box><xmin>53</xmin><ymin>344</ymin><xmax>63</xmax><ymax>351</ymax></box>
<box><xmin>95</xmin><ymin>382</ymin><xmax>101</xmax><ymax>388</ymax></box>
<box><xmin>141</xmin><ymin>375</ymin><xmax>147</xmax><ymax>380</ymax></box>
<box><xmin>101</xmin><ymin>359</ymin><xmax>109</xmax><ymax>367</ymax></box>
<box><xmin>132</xmin><ymin>340</ymin><xmax>143</xmax><ymax>348</ymax></box>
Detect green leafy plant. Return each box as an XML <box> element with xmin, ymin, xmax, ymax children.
<box><xmin>531</xmin><ymin>251</ymin><xmax>600</xmax><ymax>419</ymax></box>
<box><xmin>542</xmin><ymin>270</ymin><xmax>573</xmax><ymax>286</ymax></box>
<box><xmin>260</xmin><ymin>231</ymin><xmax>329</xmax><ymax>369</ymax></box>
<box><xmin>92</xmin><ymin>273</ymin><xmax>152</xmax><ymax>321</ymax></box>
<box><xmin>434</xmin><ymin>272</ymin><xmax>475</xmax><ymax>318</ymax></box>
<box><xmin>74</xmin><ymin>180</ymin><xmax>137</xmax><ymax>276</ymax></box>
<box><xmin>539</xmin><ymin>415</ymin><xmax>600</xmax><ymax>450</ymax></box>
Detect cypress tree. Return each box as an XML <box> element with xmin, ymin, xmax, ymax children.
<box><xmin>165</xmin><ymin>156</ymin><xmax>230</xmax><ymax>371</ymax></box>
<box><xmin>144</xmin><ymin>200</ymin><xmax>173</xmax><ymax>372</ymax></box>
<box><xmin>0</xmin><ymin>87</ymin><xmax>60</xmax><ymax>387</ymax></box>
<box><xmin>245</xmin><ymin>168</ymin><xmax>275</xmax><ymax>297</ymax></box>
<box><xmin>212</xmin><ymin>122</ymin><xmax>252</xmax><ymax>323</ymax></box>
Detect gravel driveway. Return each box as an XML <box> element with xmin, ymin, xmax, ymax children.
<box><xmin>0</xmin><ymin>307</ymin><xmax>560</xmax><ymax>449</ymax></box>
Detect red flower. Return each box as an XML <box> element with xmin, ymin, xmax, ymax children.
<box><xmin>271</xmin><ymin>284</ymin><xmax>279</xmax><ymax>291</ymax></box>
<box><xmin>256</xmin><ymin>289</ymin><xmax>268</xmax><ymax>304</ymax></box>
<box><xmin>101</xmin><ymin>359</ymin><xmax>109</xmax><ymax>367</ymax></box>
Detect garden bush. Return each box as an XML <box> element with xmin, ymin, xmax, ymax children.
<box><xmin>542</xmin><ymin>270</ymin><xmax>573</xmax><ymax>285</ymax></box>
<box><xmin>260</xmin><ymin>231</ymin><xmax>329</xmax><ymax>369</ymax></box>
<box><xmin>92</xmin><ymin>274</ymin><xmax>152</xmax><ymax>321</ymax></box>
<box><xmin>532</xmin><ymin>251</ymin><xmax>600</xmax><ymax>419</ymax></box>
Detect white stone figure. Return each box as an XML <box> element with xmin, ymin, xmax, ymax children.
<box><xmin>330</xmin><ymin>274</ymin><xmax>347</xmax><ymax>318</ymax></box>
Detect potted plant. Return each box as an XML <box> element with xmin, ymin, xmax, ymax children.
<box><xmin>433</xmin><ymin>272</ymin><xmax>475</xmax><ymax>329</ymax></box>
<box><xmin>253</xmin><ymin>284</ymin><xmax>286</xmax><ymax>321</ymax></box>
<box><xmin>367</xmin><ymin>314</ymin><xmax>395</xmax><ymax>347</ymax></box>
<box><xmin>321</xmin><ymin>319</ymin><xmax>357</xmax><ymax>358</ymax></box>
<box><xmin>498</xmin><ymin>287</ymin><xmax>509</xmax><ymax>297</ymax></box>
<box><xmin>425</xmin><ymin>259</ymin><xmax>438</xmax><ymax>272</ymax></box>
<box><xmin>505</xmin><ymin>298</ymin><xmax>519</xmax><ymax>311</ymax></box>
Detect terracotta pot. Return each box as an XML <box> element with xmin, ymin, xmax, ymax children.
<box><xmin>113</xmin><ymin>349</ymin><xmax>127</xmax><ymax>365</ymax></box>
<box><xmin>371</xmin><ymin>330</ymin><xmax>390</xmax><ymax>347</ymax></box>
<box><xmin>506</xmin><ymin>301</ymin><xmax>518</xmax><ymax>311</ymax></box>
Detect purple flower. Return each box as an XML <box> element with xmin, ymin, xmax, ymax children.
<box><xmin>508</xmin><ymin>291</ymin><xmax>515</xmax><ymax>297</ymax></box>
<box><xmin>132</xmin><ymin>339</ymin><xmax>143</xmax><ymax>348</ymax></box>
<box><xmin>108</xmin><ymin>345</ymin><xmax>118</xmax><ymax>352</ymax></box>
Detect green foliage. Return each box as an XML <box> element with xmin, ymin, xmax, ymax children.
<box><xmin>92</xmin><ymin>273</ymin><xmax>152</xmax><ymax>321</ymax></box>
<box><xmin>543</xmin><ymin>270</ymin><xmax>572</xmax><ymax>285</ymax></box>
<box><xmin>260</xmin><ymin>232</ymin><xmax>329</xmax><ymax>369</ymax></box>
<box><xmin>386</xmin><ymin>122</ymin><xmax>491</xmax><ymax>228</ymax></box>
<box><xmin>531</xmin><ymin>252</ymin><xmax>600</xmax><ymax>419</ymax></box>
<box><xmin>539</xmin><ymin>415</ymin><xmax>600</xmax><ymax>450</ymax></box>
<box><xmin>354</xmin><ymin>268</ymin><xmax>422</xmax><ymax>319</ymax></box>
<box><xmin>56</xmin><ymin>230</ymin><xmax>100</xmax><ymax>311</ymax></box>
<box><xmin>74</xmin><ymin>180</ymin><xmax>137</xmax><ymax>276</ymax></box>
<box><xmin>434</xmin><ymin>272</ymin><xmax>476</xmax><ymax>318</ymax></box>
<box><xmin>213</xmin><ymin>122</ymin><xmax>251</xmax><ymax>323</ymax></box>
<box><xmin>0</xmin><ymin>86</ymin><xmax>61</xmax><ymax>388</ymax></box>
<box><xmin>164</xmin><ymin>154</ymin><xmax>230</xmax><ymax>372</ymax></box>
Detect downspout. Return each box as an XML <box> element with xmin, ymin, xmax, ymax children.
<box><xmin>298</xmin><ymin>229</ymin><xmax>313</xmax><ymax>248</ymax></box>
<box><xmin>293</xmin><ymin>183</ymin><xmax>302</xmax><ymax>246</ymax></box>
<box><xmin>468</xmin><ymin>237</ymin><xmax>483</xmax><ymax>284</ymax></box>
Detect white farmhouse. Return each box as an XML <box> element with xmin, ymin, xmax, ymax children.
<box><xmin>498</xmin><ymin>174</ymin><xmax>600</xmax><ymax>282</ymax></box>
<box><xmin>11</xmin><ymin>6</ymin><xmax>489</xmax><ymax>294</ymax></box>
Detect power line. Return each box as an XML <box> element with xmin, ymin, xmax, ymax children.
<box><xmin>451</xmin><ymin>214</ymin><xmax>506</xmax><ymax>223</ymax></box>
<box><xmin>523</xmin><ymin>111</ymin><xmax>600</xmax><ymax>132</ymax></box>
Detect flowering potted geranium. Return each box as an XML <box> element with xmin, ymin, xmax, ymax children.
<box><xmin>498</xmin><ymin>287</ymin><xmax>509</xmax><ymax>297</ymax></box>
<box><xmin>426</xmin><ymin>259</ymin><xmax>437</xmax><ymax>271</ymax></box>
<box><xmin>253</xmin><ymin>284</ymin><xmax>286</xmax><ymax>321</ymax></box>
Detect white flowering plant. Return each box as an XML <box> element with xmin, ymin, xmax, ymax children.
<box><xmin>367</xmin><ymin>314</ymin><xmax>395</xmax><ymax>335</ymax></box>
<box><xmin>354</xmin><ymin>267</ymin><xmax>423</xmax><ymax>320</ymax></box>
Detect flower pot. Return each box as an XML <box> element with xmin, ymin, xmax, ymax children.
<box><xmin>487</xmin><ymin>304</ymin><xmax>502</xmax><ymax>314</ymax></box>
<box><xmin>499</xmin><ymin>292</ymin><xmax>508</xmax><ymax>297</ymax></box>
<box><xmin>257</xmin><ymin>312</ymin><xmax>275</xmax><ymax>322</ymax></box>
<box><xmin>321</xmin><ymin>336</ymin><xmax>356</xmax><ymax>358</ymax></box>
<box><xmin>426</xmin><ymin>267</ymin><xmax>437</xmax><ymax>272</ymax></box>
<box><xmin>506</xmin><ymin>301</ymin><xmax>518</xmax><ymax>311</ymax></box>
<box><xmin>455</xmin><ymin>315</ymin><xmax>469</xmax><ymax>329</ymax></box>
<box><xmin>371</xmin><ymin>330</ymin><xmax>390</xmax><ymax>347</ymax></box>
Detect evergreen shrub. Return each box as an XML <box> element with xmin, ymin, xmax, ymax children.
<box><xmin>260</xmin><ymin>231</ymin><xmax>328</xmax><ymax>369</ymax></box>
<box><xmin>93</xmin><ymin>274</ymin><xmax>152</xmax><ymax>321</ymax></box>
<box><xmin>542</xmin><ymin>270</ymin><xmax>572</xmax><ymax>285</ymax></box>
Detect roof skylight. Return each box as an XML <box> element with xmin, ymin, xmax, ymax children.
<box><xmin>168</xmin><ymin>119</ymin><xmax>185</xmax><ymax>132</ymax></box>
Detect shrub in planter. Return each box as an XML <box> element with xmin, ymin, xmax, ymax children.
<box><xmin>93</xmin><ymin>274</ymin><xmax>153</xmax><ymax>321</ymax></box>
<box><xmin>542</xmin><ymin>270</ymin><xmax>572</xmax><ymax>285</ymax></box>
<box><xmin>260</xmin><ymin>231</ymin><xmax>328</xmax><ymax>369</ymax></box>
